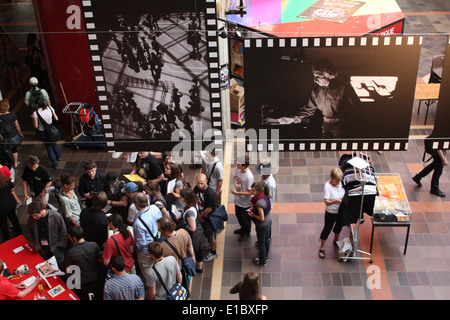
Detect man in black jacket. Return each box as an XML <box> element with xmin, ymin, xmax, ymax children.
<box><xmin>78</xmin><ymin>160</ymin><xmax>106</xmax><ymax>207</ymax></box>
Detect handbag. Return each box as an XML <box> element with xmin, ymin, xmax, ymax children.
<box><xmin>152</xmin><ymin>264</ymin><xmax>188</xmax><ymax>300</ymax></box>
<box><xmin>36</xmin><ymin>108</ymin><xmax>61</xmax><ymax>142</ymax></box>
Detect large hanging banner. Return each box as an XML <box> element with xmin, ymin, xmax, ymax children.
<box><xmin>81</xmin><ymin>0</ymin><xmax>222</xmax><ymax>152</ymax></box>
<box><xmin>429</xmin><ymin>36</ymin><xmax>450</xmax><ymax>150</ymax></box>
<box><xmin>243</xmin><ymin>36</ymin><xmax>422</xmax><ymax>152</ymax></box>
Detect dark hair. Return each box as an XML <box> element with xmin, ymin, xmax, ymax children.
<box><xmin>27</xmin><ymin>199</ymin><xmax>45</xmax><ymax>215</ymax></box>
<box><xmin>237</xmin><ymin>154</ymin><xmax>250</xmax><ymax>168</ymax></box>
<box><xmin>147</xmin><ymin>241</ymin><xmax>163</xmax><ymax>259</ymax></box>
<box><xmin>68</xmin><ymin>225</ymin><xmax>84</xmax><ymax>240</ymax></box>
<box><xmin>26</xmin><ymin>155</ymin><xmax>39</xmax><ymax>167</ymax></box>
<box><xmin>92</xmin><ymin>191</ymin><xmax>108</xmax><ymax>210</ymax></box>
<box><xmin>251</xmin><ymin>181</ymin><xmax>271</xmax><ymax>198</ymax></box>
<box><xmin>60</xmin><ymin>172</ymin><xmax>75</xmax><ymax>186</ymax></box>
<box><xmin>110</xmin><ymin>255</ymin><xmax>125</xmax><ymax>272</ymax></box>
<box><xmin>144</xmin><ymin>180</ymin><xmax>160</xmax><ymax>197</ymax></box>
<box><xmin>36</xmin><ymin>97</ymin><xmax>47</xmax><ymax>110</ymax></box>
<box><xmin>241</xmin><ymin>272</ymin><xmax>261</xmax><ymax>300</ymax></box>
<box><xmin>158</xmin><ymin>217</ymin><xmax>176</xmax><ymax>233</ymax></box>
<box><xmin>167</xmin><ymin>162</ymin><xmax>182</xmax><ymax>180</ymax></box>
<box><xmin>180</xmin><ymin>188</ymin><xmax>197</xmax><ymax>210</ymax></box>
<box><xmin>0</xmin><ymin>172</ymin><xmax>9</xmax><ymax>189</ymax></box>
<box><xmin>83</xmin><ymin>159</ymin><xmax>96</xmax><ymax>171</ymax></box>
<box><xmin>108</xmin><ymin>214</ymin><xmax>130</xmax><ymax>239</ymax></box>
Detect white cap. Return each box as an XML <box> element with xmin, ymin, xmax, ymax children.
<box><xmin>29</xmin><ymin>77</ymin><xmax>38</xmax><ymax>86</ymax></box>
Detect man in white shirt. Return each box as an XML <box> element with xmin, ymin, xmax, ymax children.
<box><xmin>231</xmin><ymin>155</ymin><xmax>254</xmax><ymax>242</ymax></box>
<box><xmin>201</xmin><ymin>149</ymin><xmax>224</xmax><ymax>207</ymax></box>
<box><xmin>256</xmin><ymin>162</ymin><xmax>277</xmax><ymax>208</ymax></box>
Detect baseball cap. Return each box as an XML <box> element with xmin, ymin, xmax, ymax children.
<box><xmin>121</xmin><ymin>182</ymin><xmax>138</xmax><ymax>193</ymax></box>
<box><xmin>29</xmin><ymin>77</ymin><xmax>38</xmax><ymax>86</ymax></box>
<box><xmin>256</xmin><ymin>162</ymin><xmax>272</xmax><ymax>175</ymax></box>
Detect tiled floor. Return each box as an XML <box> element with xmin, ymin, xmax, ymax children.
<box><xmin>2</xmin><ymin>0</ymin><xmax>450</xmax><ymax>300</ymax></box>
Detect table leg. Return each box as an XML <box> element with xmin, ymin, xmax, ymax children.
<box><xmin>403</xmin><ymin>224</ymin><xmax>410</xmax><ymax>255</ymax></box>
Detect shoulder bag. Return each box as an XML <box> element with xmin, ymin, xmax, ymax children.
<box><xmin>164</xmin><ymin>238</ymin><xmax>196</xmax><ymax>277</ymax></box>
<box><xmin>152</xmin><ymin>263</ymin><xmax>188</xmax><ymax>300</ymax></box>
<box><xmin>138</xmin><ymin>215</ymin><xmax>165</xmax><ymax>242</ymax></box>
<box><xmin>36</xmin><ymin>108</ymin><xmax>61</xmax><ymax>142</ymax></box>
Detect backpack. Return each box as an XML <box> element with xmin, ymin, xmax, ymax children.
<box><xmin>29</xmin><ymin>88</ymin><xmax>45</xmax><ymax>110</ymax></box>
<box><xmin>0</xmin><ymin>117</ymin><xmax>13</xmax><ymax>139</ymax></box>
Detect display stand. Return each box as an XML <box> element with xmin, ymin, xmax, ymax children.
<box><xmin>339</xmin><ymin>152</ymin><xmax>373</xmax><ymax>263</ymax></box>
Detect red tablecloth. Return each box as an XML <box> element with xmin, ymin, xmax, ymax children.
<box><xmin>0</xmin><ymin>235</ymin><xmax>78</xmax><ymax>300</ymax></box>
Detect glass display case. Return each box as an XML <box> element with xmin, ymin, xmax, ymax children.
<box><xmin>370</xmin><ymin>174</ymin><xmax>412</xmax><ymax>255</ymax></box>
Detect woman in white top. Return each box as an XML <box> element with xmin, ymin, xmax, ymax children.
<box><xmin>31</xmin><ymin>98</ymin><xmax>61</xmax><ymax>169</ymax></box>
<box><xmin>318</xmin><ymin>167</ymin><xmax>345</xmax><ymax>259</ymax></box>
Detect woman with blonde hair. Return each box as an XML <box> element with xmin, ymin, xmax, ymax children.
<box><xmin>318</xmin><ymin>167</ymin><xmax>345</xmax><ymax>259</ymax></box>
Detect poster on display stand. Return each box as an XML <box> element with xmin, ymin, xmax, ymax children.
<box><xmin>243</xmin><ymin>36</ymin><xmax>422</xmax><ymax>152</ymax></box>
<box><xmin>428</xmin><ymin>36</ymin><xmax>450</xmax><ymax>150</ymax></box>
<box><xmin>80</xmin><ymin>0</ymin><xmax>222</xmax><ymax>152</ymax></box>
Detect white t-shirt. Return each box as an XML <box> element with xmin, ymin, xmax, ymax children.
<box><xmin>32</xmin><ymin>106</ymin><xmax>55</xmax><ymax>131</ymax></box>
<box><xmin>323</xmin><ymin>180</ymin><xmax>345</xmax><ymax>214</ymax></box>
<box><xmin>261</xmin><ymin>174</ymin><xmax>276</xmax><ymax>207</ymax></box>
<box><xmin>233</xmin><ymin>168</ymin><xmax>254</xmax><ymax>208</ymax></box>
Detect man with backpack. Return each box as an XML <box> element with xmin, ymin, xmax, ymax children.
<box><xmin>24</xmin><ymin>77</ymin><xmax>50</xmax><ymax>111</ymax></box>
<box><xmin>413</xmin><ymin>135</ymin><xmax>448</xmax><ymax>197</ymax></box>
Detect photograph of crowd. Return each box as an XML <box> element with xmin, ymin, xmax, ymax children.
<box><xmin>86</xmin><ymin>0</ymin><xmax>214</xmax><ymax>147</ymax></box>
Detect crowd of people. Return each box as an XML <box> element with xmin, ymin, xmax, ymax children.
<box><xmin>0</xmin><ymin>145</ymin><xmax>278</xmax><ymax>301</ymax></box>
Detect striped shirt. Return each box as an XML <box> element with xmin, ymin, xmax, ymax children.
<box><xmin>104</xmin><ymin>273</ymin><xmax>145</xmax><ymax>300</ymax></box>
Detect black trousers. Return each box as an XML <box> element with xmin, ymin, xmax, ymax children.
<box><xmin>417</xmin><ymin>152</ymin><xmax>444</xmax><ymax>191</ymax></box>
<box><xmin>320</xmin><ymin>210</ymin><xmax>343</xmax><ymax>241</ymax></box>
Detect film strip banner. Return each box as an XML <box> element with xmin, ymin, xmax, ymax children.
<box><xmin>243</xmin><ymin>35</ymin><xmax>421</xmax><ymax>49</ymax></box>
<box><xmin>429</xmin><ymin>35</ymin><xmax>450</xmax><ymax>150</ymax></box>
<box><xmin>243</xmin><ymin>35</ymin><xmax>422</xmax><ymax>152</ymax></box>
<box><xmin>80</xmin><ymin>0</ymin><xmax>222</xmax><ymax>153</ymax></box>
<box><xmin>245</xmin><ymin>140</ymin><xmax>409</xmax><ymax>152</ymax></box>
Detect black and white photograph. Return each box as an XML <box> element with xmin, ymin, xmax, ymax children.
<box><xmin>430</xmin><ymin>36</ymin><xmax>450</xmax><ymax>149</ymax></box>
<box><xmin>244</xmin><ymin>36</ymin><xmax>422</xmax><ymax>151</ymax></box>
<box><xmin>81</xmin><ymin>0</ymin><xmax>221</xmax><ymax>151</ymax></box>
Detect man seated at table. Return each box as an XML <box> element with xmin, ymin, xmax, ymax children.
<box><xmin>0</xmin><ymin>258</ymin><xmax>42</xmax><ymax>300</ymax></box>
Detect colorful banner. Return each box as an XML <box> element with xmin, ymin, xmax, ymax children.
<box><xmin>227</xmin><ymin>0</ymin><xmax>405</xmax><ymax>37</ymax></box>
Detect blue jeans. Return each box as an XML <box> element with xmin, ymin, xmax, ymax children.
<box><xmin>256</xmin><ymin>220</ymin><xmax>272</xmax><ymax>263</ymax></box>
<box><xmin>37</xmin><ymin>129</ymin><xmax>61</xmax><ymax>167</ymax></box>
<box><xmin>3</xmin><ymin>134</ymin><xmax>21</xmax><ymax>153</ymax></box>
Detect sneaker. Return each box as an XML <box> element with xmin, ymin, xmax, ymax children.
<box><xmin>203</xmin><ymin>252</ymin><xmax>218</xmax><ymax>262</ymax></box>
<box><xmin>430</xmin><ymin>189</ymin><xmax>446</xmax><ymax>197</ymax></box>
<box><xmin>233</xmin><ymin>228</ymin><xmax>243</xmax><ymax>235</ymax></box>
<box><xmin>252</xmin><ymin>258</ymin><xmax>267</xmax><ymax>267</ymax></box>
<box><xmin>16</xmin><ymin>202</ymin><xmax>22</xmax><ymax>209</ymax></box>
<box><xmin>412</xmin><ymin>175</ymin><xmax>422</xmax><ymax>187</ymax></box>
